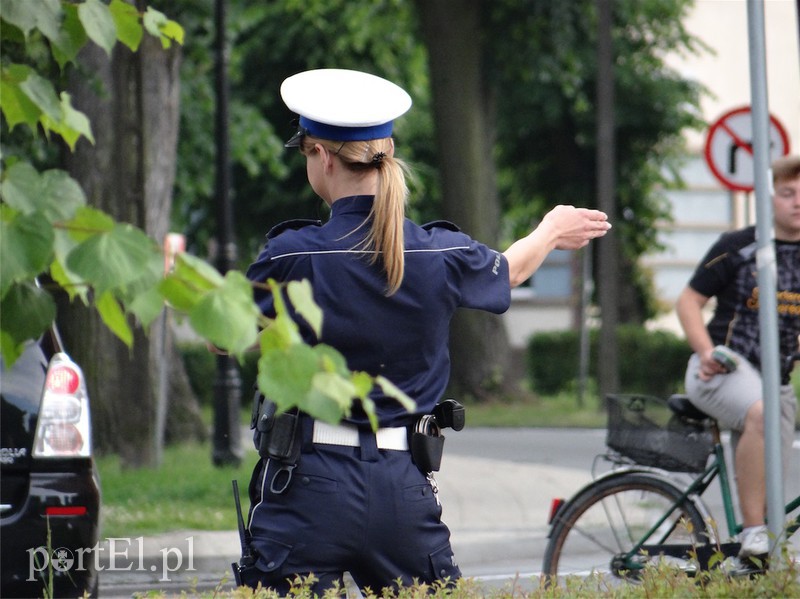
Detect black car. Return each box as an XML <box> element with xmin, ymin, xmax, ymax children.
<box><xmin>1</xmin><ymin>327</ymin><xmax>101</xmax><ymax>598</ymax></box>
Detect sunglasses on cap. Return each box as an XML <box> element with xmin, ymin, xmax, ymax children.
<box><xmin>285</xmin><ymin>118</ymin><xmax>307</xmax><ymax>148</ymax></box>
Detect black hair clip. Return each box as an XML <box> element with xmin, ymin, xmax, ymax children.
<box><xmin>371</xmin><ymin>152</ymin><xmax>387</xmax><ymax>168</ymax></box>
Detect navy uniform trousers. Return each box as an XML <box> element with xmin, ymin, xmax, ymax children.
<box><xmin>242</xmin><ymin>421</ymin><xmax>461</xmax><ymax>594</ymax></box>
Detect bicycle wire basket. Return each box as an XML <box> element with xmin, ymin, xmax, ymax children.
<box><xmin>605</xmin><ymin>394</ymin><xmax>713</xmax><ymax>473</ymax></box>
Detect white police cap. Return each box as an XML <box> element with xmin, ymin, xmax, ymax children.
<box><xmin>281</xmin><ymin>69</ymin><xmax>412</xmax><ymax>147</ymax></box>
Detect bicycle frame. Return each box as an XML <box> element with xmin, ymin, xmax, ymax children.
<box><xmin>587</xmin><ymin>420</ymin><xmax>800</xmax><ymax>569</ymax></box>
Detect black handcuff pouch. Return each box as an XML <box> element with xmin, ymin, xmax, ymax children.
<box><xmin>410</xmin><ymin>399</ymin><xmax>466</xmax><ymax>473</ymax></box>
<box><xmin>411</xmin><ymin>422</ymin><xmax>445</xmax><ymax>472</ymax></box>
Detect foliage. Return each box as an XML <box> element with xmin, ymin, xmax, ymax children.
<box><xmin>168</xmin><ymin>0</ymin><xmax>434</xmax><ymax>263</ymax></box>
<box><xmin>168</xmin><ymin>0</ymin><xmax>708</xmax><ymax>322</ymax></box>
<box><xmin>486</xmin><ymin>0</ymin><xmax>708</xmax><ymax>319</ymax></box>
<box><xmin>113</xmin><ymin>551</ymin><xmax>800</xmax><ymax>597</ymax></box>
<box><xmin>527</xmin><ymin>325</ymin><xmax>691</xmax><ymax>397</ymax></box>
<box><xmin>0</xmin><ymin>0</ymin><xmax>413</xmax><ymax>428</ymax></box>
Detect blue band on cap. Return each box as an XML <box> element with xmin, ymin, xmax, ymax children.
<box><xmin>300</xmin><ymin>116</ymin><xmax>393</xmax><ymax>141</ymax></box>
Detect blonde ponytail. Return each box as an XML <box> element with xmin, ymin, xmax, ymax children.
<box><xmin>302</xmin><ymin>135</ymin><xmax>410</xmax><ymax>295</ymax></box>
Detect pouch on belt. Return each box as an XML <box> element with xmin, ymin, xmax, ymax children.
<box><xmin>410</xmin><ymin>399</ymin><xmax>466</xmax><ymax>473</ymax></box>
<box><xmin>251</xmin><ymin>390</ymin><xmax>302</xmax><ymax>493</ymax></box>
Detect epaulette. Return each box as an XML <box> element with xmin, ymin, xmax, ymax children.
<box><xmin>266</xmin><ymin>218</ymin><xmax>322</xmax><ymax>240</ymax></box>
<box><xmin>421</xmin><ymin>220</ymin><xmax>461</xmax><ymax>232</ymax></box>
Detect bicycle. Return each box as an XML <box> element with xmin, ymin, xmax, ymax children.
<box><xmin>542</xmin><ymin>393</ymin><xmax>800</xmax><ymax>583</ymax></box>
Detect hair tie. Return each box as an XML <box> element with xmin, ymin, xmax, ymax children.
<box><xmin>371</xmin><ymin>152</ymin><xmax>386</xmax><ymax>168</ymax></box>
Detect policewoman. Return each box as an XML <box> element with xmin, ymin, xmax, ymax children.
<box><xmin>241</xmin><ymin>68</ymin><xmax>611</xmax><ymax>594</ymax></box>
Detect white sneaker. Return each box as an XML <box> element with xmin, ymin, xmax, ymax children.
<box><xmin>739</xmin><ymin>524</ymin><xmax>769</xmax><ymax>557</ymax></box>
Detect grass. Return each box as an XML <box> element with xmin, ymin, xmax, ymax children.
<box><xmin>464</xmin><ymin>391</ymin><xmax>607</xmax><ymax>428</ymax></box>
<box><xmin>97</xmin><ymin>443</ymin><xmax>258</xmax><ymax>538</ymax></box>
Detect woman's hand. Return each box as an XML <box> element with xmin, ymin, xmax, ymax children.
<box><xmin>504</xmin><ymin>205</ymin><xmax>611</xmax><ymax>288</ymax></box>
<box><xmin>542</xmin><ymin>205</ymin><xmax>611</xmax><ymax>250</ymax></box>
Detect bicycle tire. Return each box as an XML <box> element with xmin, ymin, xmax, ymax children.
<box><xmin>542</xmin><ymin>471</ymin><xmax>708</xmax><ymax>584</ymax></box>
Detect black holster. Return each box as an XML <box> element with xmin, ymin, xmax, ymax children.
<box><xmin>251</xmin><ymin>391</ymin><xmax>302</xmax><ymax>494</ymax></box>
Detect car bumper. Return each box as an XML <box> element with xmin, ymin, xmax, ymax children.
<box><xmin>1</xmin><ymin>465</ymin><xmax>101</xmax><ymax>598</ymax></box>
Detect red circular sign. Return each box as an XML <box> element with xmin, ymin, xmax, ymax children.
<box><xmin>704</xmin><ymin>106</ymin><xmax>790</xmax><ymax>192</ymax></box>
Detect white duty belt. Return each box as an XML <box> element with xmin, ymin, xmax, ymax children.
<box><xmin>312</xmin><ymin>420</ymin><xmax>409</xmax><ymax>451</ymax></box>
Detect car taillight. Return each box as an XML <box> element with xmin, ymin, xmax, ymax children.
<box><xmin>45</xmin><ymin>364</ymin><xmax>81</xmax><ymax>394</ymax></box>
<box><xmin>33</xmin><ymin>354</ymin><xmax>92</xmax><ymax>459</ymax></box>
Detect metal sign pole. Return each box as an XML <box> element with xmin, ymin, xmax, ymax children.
<box><xmin>746</xmin><ymin>0</ymin><xmax>784</xmax><ymax>556</ymax></box>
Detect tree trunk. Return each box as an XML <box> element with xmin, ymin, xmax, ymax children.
<box><xmin>60</xmin><ymin>22</ymin><xmax>205</xmax><ymax>466</ymax></box>
<box><xmin>415</xmin><ymin>0</ymin><xmax>514</xmax><ymax>399</ymax></box>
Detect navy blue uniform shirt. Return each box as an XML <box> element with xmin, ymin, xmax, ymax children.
<box><xmin>246</xmin><ymin>195</ymin><xmax>511</xmax><ymax>427</ymax></box>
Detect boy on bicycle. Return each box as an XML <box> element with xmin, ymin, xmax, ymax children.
<box><xmin>676</xmin><ymin>154</ymin><xmax>800</xmax><ymax>559</ymax></box>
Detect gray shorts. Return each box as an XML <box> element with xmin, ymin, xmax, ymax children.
<box><xmin>684</xmin><ymin>350</ymin><xmax>797</xmax><ymax>467</ymax></box>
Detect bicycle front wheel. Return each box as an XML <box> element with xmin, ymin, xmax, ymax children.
<box><xmin>542</xmin><ymin>471</ymin><xmax>708</xmax><ymax>584</ymax></box>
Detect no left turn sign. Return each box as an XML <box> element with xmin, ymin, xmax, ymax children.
<box><xmin>704</xmin><ymin>106</ymin><xmax>790</xmax><ymax>192</ymax></box>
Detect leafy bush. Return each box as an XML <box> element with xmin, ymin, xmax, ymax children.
<box><xmin>155</xmin><ymin>551</ymin><xmax>800</xmax><ymax>597</ymax></box>
<box><xmin>527</xmin><ymin>325</ymin><xmax>691</xmax><ymax>398</ymax></box>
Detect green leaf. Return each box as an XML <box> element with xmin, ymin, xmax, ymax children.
<box><xmin>49</xmin><ymin>257</ymin><xmax>87</xmax><ymax>303</ymax></box>
<box><xmin>41</xmin><ymin>169</ymin><xmax>87</xmax><ymax>220</ymax></box>
<box><xmin>313</xmin><ymin>343</ymin><xmax>349</xmax><ymax>375</ymax></box>
<box><xmin>65</xmin><ymin>223</ymin><xmax>161</xmax><ymax>295</ymax></box>
<box><xmin>128</xmin><ymin>284</ymin><xmax>165</xmax><ymax>330</ymax></box>
<box><xmin>359</xmin><ymin>395</ymin><xmax>379</xmax><ymax>431</ymax></box>
<box><xmin>350</xmin><ymin>370</ymin><xmax>375</xmax><ymax>398</ymax></box>
<box><xmin>158</xmin><ymin>18</ymin><xmax>184</xmax><ymax>47</ymax></box>
<box><xmin>0</xmin><ymin>162</ymin><xmax>86</xmax><ymax>222</ymax></box>
<box><xmin>63</xmin><ymin>205</ymin><xmax>115</xmax><ymax>242</ymax></box>
<box><xmin>0</xmin><ymin>0</ymin><xmax>61</xmax><ymax>39</ymax></box>
<box><xmin>50</xmin><ymin>4</ymin><xmax>89</xmax><ymax>68</ymax></box>
<box><xmin>172</xmin><ymin>252</ymin><xmax>225</xmax><ymax>291</ymax></box>
<box><xmin>311</xmin><ymin>371</ymin><xmax>355</xmax><ymax>405</ymax></box>
<box><xmin>266</xmin><ymin>281</ymin><xmax>303</xmax><ymax>348</ymax></box>
<box><xmin>159</xmin><ymin>276</ymin><xmax>199</xmax><ymax>313</ymax></box>
<box><xmin>305</xmin><ymin>373</ymin><xmax>352</xmax><ymax>423</ymax></box>
<box><xmin>257</xmin><ymin>344</ymin><xmax>317</xmax><ymax>413</ymax></box>
<box><xmin>109</xmin><ymin>0</ymin><xmax>143</xmax><ymax>51</ymax></box>
<box><xmin>96</xmin><ymin>290</ymin><xmax>133</xmax><ymax>348</ymax></box>
<box><xmin>0</xmin><ymin>161</ymin><xmax>40</xmax><ymax>213</ymax></box>
<box><xmin>142</xmin><ymin>7</ymin><xmax>184</xmax><ymax>48</ymax></box>
<box><xmin>0</xmin><ymin>281</ymin><xmax>56</xmax><ymax>351</ymax></box>
<box><xmin>188</xmin><ymin>270</ymin><xmax>259</xmax><ymax>356</ymax></box>
<box><xmin>0</xmin><ymin>331</ymin><xmax>25</xmax><ymax>368</ymax></box>
<box><xmin>287</xmin><ymin>279</ymin><xmax>323</xmax><ymax>336</ymax></box>
<box><xmin>78</xmin><ymin>0</ymin><xmax>117</xmax><ymax>56</ymax></box>
<box><xmin>375</xmin><ymin>375</ymin><xmax>416</xmax><ymax>413</ymax></box>
<box><xmin>18</xmin><ymin>71</ymin><xmax>61</xmax><ymax>122</ymax></box>
<box><xmin>0</xmin><ymin>65</ymin><xmax>41</xmax><ymax>131</ymax></box>
<box><xmin>0</xmin><ymin>209</ymin><xmax>54</xmax><ymax>297</ymax></box>
<box><xmin>270</xmin><ymin>308</ymin><xmax>302</xmax><ymax>349</ymax></box>
<box><xmin>159</xmin><ymin>252</ymin><xmax>225</xmax><ymax>312</ymax></box>
<box><xmin>40</xmin><ymin>92</ymin><xmax>94</xmax><ymax>150</ymax></box>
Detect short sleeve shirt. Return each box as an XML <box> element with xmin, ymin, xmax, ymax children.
<box><xmin>688</xmin><ymin>226</ymin><xmax>800</xmax><ymax>383</ymax></box>
<box><xmin>246</xmin><ymin>195</ymin><xmax>511</xmax><ymax>426</ymax></box>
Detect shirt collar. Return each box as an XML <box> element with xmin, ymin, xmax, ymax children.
<box><xmin>330</xmin><ymin>195</ymin><xmax>374</xmax><ymax>217</ymax></box>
